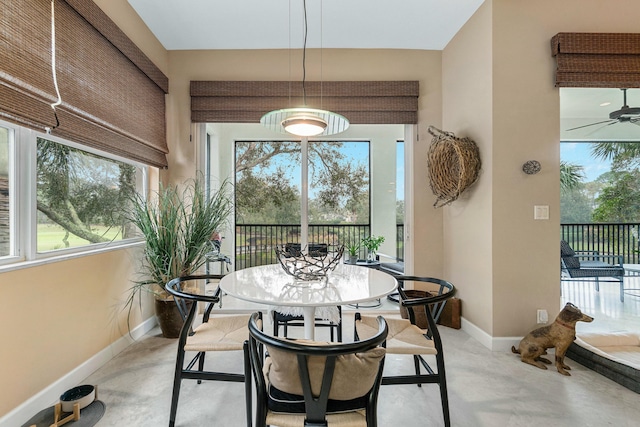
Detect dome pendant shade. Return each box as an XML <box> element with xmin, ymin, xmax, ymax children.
<box><xmin>261</xmin><ymin>107</ymin><xmax>349</xmax><ymax>137</ymax></box>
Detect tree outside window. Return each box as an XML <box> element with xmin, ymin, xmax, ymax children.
<box><xmin>36</xmin><ymin>137</ymin><xmax>140</xmax><ymax>251</ymax></box>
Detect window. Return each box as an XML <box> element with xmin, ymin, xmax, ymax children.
<box><xmin>36</xmin><ymin>137</ymin><xmax>142</xmax><ymax>252</ymax></box>
<box><xmin>0</xmin><ymin>125</ymin><xmax>11</xmax><ymax>257</ymax></box>
<box><xmin>234</xmin><ymin>139</ymin><xmax>370</xmax><ymax>268</ymax></box>
<box><xmin>307</xmin><ymin>141</ymin><xmax>370</xmax><ymax>225</ymax></box>
<box><xmin>0</xmin><ymin>119</ymin><xmax>146</xmax><ymax>267</ymax></box>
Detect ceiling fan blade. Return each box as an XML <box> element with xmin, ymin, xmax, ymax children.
<box><xmin>565</xmin><ymin>119</ymin><xmax>617</xmax><ymax>131</ymax></box>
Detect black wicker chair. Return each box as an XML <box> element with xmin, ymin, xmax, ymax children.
<box><xmin>249</xmin><ymin>312</ymin><xmax>388</xmax><ymax>427</ymax></box>
<box><xmin>355</xmin><ymin>276</ymin><xmax>456</xmax><ymax>427</ymax></box>
<box><xmin>165</xmin><ymin>274</ymin><xmax>260</xmax><ymax>427</ymax></box>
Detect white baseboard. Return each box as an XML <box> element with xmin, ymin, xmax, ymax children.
<box><xmin>0</xmin><ymin>316</ymin><xmax>157</xmax><ymax>427</ymax></box>
<box><xmin>460</xmin><ymin>316</ymin><xmax>522</xmax><ymax>352</ymax></box>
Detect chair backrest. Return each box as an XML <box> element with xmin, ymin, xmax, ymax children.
<box><xmin>396</xmin><ymin>276</ymin><xmax>456</xmax><ymax>337</ymax></box>
<box><xmin>560</xmin><ymin>240</ymin><xmax>581</xmax><ymax>270</ymax></box>
<box><xmin>285</xmin><ymin>243</ymin><xmax>329</xmax><ymax>257</ymax></box>
<box><xmin>165</xmin><ymin>274</ymin><xmax>224</xmax><ymax>334</ymax></box>
<box><xmin>248</xmin><ymin>312</ymin><xmax>388</xmax><ymax>426</ymax></box>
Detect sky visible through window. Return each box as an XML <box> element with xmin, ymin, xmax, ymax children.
<box><xmin>561</xmin><ymin>142</ymin><xmax>612</xmax><ymax>182</ymax></box>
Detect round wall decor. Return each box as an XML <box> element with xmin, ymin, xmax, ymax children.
<box><xmin>427</xmin><ymin>126</ymin><xmax>481</xmax><ymax>208</ymax></box>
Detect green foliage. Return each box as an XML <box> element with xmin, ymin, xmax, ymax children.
<box><xmin>235</xmin><ymin>140</ymin><xmax>369</xmax><ymax>225</ymax></box>
<box><xmin>36</xmin><ymin>138</ymin><xmax>136</xmax><ymax>245</ymax></box>
<box><xmin>346</xmin><ymin>241</ymin><xmax>360</xmax><ymax>256</ymax></box>
<box><xmin>592</xmin><ymin>170</ymin><xmax>640</xmax><ymax>222</ymax></box>
<box><xmin>560</xmin><ymin>182</ymin><xmax>593</xmax><ymax>223</ymax></box>
<box><xmin>125</xmin><ymin>176</ymin><xmax>232</xmax><ymax>309</ymax></box>
<box><xmin>560</xmin><ymin>161</ymin><xmax>584</xmax><ymax>192</ymax></box>
<box><xmin>361</xmin><ymin>235</ymin><xmax>385</xmax><ymax>252</ymax></box>
<box><xmin>582</xmin><ymin>142</ymin><xmax>640</xmax><ymax>223</ymax></box>
<box><xmin>591</xmin><ymin>141</ymin><xmax>640</xmax><ymax>163</ymax></box>
<box><xmin>235</xmin><ymin>167</ymin><xmax>300</xmax><ymax>224</ymax></box>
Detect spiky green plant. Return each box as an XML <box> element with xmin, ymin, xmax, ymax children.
<box><xmin>124</xmin><ymin>176</ymin><xmax>232</xmax><ymax>314</ymax></box>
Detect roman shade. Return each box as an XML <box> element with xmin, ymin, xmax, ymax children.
<box><xmin>551</xmin><ymin>33</ymin><xmax>640</xmax><ymax>88</ymax></box>
<box><xmin>190</xmin><ymin>81</ymin><xmax>419</xmax><ymax>124</ymax></box>
<box><xmin>0</xmin><ymin>0</ymin><xmax>169</xmax><ymax>168</ymax></box>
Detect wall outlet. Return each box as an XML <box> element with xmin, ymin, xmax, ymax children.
<box><xmin>537</xmin><ymin>309</ymin><xmax>548</xmax><ymax>324</ymax></box>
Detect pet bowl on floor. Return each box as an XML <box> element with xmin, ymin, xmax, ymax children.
<box><xmin>60</xmin><ymin>385</ymin><xmax>95</xmax><ymax>412</ymax></box>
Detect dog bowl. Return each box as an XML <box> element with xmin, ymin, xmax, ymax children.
<box><xmin>60</xmin><ymin>385</ymin><xmax>95</xmax><ymax>412</ymax></box>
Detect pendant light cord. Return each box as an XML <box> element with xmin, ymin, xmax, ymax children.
<box><xmin>302</xmin><ymin>0</ymin><xmax>308</xmax><ymax>106</ymax></box>
<box><xmin>48</xmin><ymin>0</ymin><xmax>62</xmax><ymax>133</ymax></box>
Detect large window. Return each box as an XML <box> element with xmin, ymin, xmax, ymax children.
<box><xmin>234</xmin><ymin>139</ymin><xmax>370</xmax><ymax>268</ymax></box>
<box><xmin>0</xmin><ymin>120</ymin><xmax>146</xmax><ymax>266</ymax></box>
<box><xmin>36</xmin><ymin>137</ymin><xmax>141</xmax><ymax>252</ymax></box>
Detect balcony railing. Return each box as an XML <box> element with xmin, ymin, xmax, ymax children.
<box><xmin>235</xmin><ymin>224</ymin><xmax>370</xmax><ymax>270</ymax></box>
<box><xmin>235</xmin><ymin>223</ymin><xmax>406</xmax><ymax>269</ymax></box>
<box><xmin>561</xmin><ymin>223</ymin><xmax>640</xmax><ymax>264</ymax></box>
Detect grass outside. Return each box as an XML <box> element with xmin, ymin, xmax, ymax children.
<box><xmin>37</xmin><ymin>223</ymin><xmax>122</xmax><ymax>252</ymax></box>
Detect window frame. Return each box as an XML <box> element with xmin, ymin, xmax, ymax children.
<box><xmin>0</xmin><ymin>118</ymin><xmax>148</xmax><ymax>270</ymax></box>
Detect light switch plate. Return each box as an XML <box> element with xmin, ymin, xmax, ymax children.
<box><xmin>534</xmin><ymin>205</ymin><xmax>549</xmax><ymax>220</ymax></box>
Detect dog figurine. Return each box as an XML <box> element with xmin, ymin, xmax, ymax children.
<box><xmin>511</xmin><ymin>302</ymin><xmax>593</xmax><ymax>376</ymax></box>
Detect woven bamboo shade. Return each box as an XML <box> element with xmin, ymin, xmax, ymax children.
<box><xmin>551</xmin><ymin>33</ymin><xmax>640</xmax><ymax>88</ymax></box>
<box><xmin>427</xmin><ymin>126</ymin><xmax>481</xmax><ymax>208</ymax></box>
<box><xmin>190</xmin><ymin>81</ymin><xmax>419</xmax><ymax>124</ymax></box>
<box><xmin>0</xmin><ymin>0</ymin><xmax>169</xmax><ymax>168</ymax></box>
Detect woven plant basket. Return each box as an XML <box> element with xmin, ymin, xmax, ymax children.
<box><xmin>427</xmin><ymin>126</ymin><xmax>481</xmax><ymax>208</ymax></box>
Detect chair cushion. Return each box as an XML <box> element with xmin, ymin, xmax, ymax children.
<box><xmin>560</xmin><ymin>241</ymin><xmax>581</xmax><ymax>269</ymax></box>
<box><xmin>356</xmin><ymin>315</ymin><xmax>437</xmax><ymax>355</ymax></box>
<box><xmin>264</xmin><ymin>341</ymin><xmax>385</xmax><ymax>402</ymax></box>
<box><xmin>560</xmin><ymin>240</ymin><xmax>576</xmax><ymax>257</ymax></box>
<box><xmin>266</xmin><ymin>409</ymin><xmax>367</xmax><ymax>427</ymax></box>
<box><xmin>185</xmin><ymin>314</ymin><xmax>254</xmax><ymax>352</ymax></box>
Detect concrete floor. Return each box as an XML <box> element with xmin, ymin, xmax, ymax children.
<box><xmin>81</xmin><ymin>278</ymin><xmax>640</xmax><ymax>427</ymax></box>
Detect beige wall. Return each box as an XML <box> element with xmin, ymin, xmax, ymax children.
<box><xmin>0</xmin><ymin>249</ymin><xmax>148</xmax><ymax>417</ymax></box>
<box><xmin>442</xmin><ymin>1</ymin><xmax>495</xmax><ymax>335</ymax></box>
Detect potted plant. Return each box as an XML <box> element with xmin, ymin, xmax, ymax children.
<box><xmin>346</xmin><ymin>242</ymin><xmax>360</xmax><ymax>264</ymax></box>
<box><xmin>125</xmin><ymin>176</ymin><xmax>232</xmax><ymax>338</ymax></box>
<box><xmin>361</xmin><ymin>235</ymin><xmax>385</xmax><ymax>263</ymax></box>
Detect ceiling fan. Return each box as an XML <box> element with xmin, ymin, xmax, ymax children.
<box><xmin>566</xmin><ymin>88</ymin><xmax>640</xmax><ymax>131</ymax></box>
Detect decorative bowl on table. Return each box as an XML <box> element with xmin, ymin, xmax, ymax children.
<box><xmin>274</xmin><ymin>244</ymin><xmax>344</xmax><ymax>282</ymax></box>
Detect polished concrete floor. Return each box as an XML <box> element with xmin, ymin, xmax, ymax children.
<box><xmin>82</xmin><ymin>279</ymin><xmax>640</xmax><ymax>427</ymax></box>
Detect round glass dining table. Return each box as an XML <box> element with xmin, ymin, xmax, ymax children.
<box><xmin>219</xmin><ymin>263</ymin><xmax>398</xmax><ymax>339</ymax></box>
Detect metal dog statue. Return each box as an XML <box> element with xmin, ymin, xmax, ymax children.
<box><xmin>511</xmin><ymin>302</ymin><xmax>593</xmax><ymax>376</ymax></box>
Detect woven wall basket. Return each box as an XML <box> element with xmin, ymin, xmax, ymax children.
<box><xmin>427</xmin><ymin>126</ymin><xmax>481</xmax><ymax>208</ymax></box>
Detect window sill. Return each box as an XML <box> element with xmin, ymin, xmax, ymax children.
<box><xmin>0</xmin><ymin>240</ymin><xmax>144</xmax><ymax>275</ymax></box>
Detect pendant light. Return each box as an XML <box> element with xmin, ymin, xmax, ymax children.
<box><xmin>260</xmin><ymin>0</ymin><xmax>349</xmax><ymax>137</ymax></box>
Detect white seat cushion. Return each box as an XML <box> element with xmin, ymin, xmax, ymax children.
<box><xmin>356</xmin><ymin>315</ymin><xmax>437</xmax><ymax>355</ymax></box>
<box><xmin>266</xmin><ymin>409</ymin><xmax>367</xmax><ymax>427</ymax></box>
<box><xmin>184</xmin><ymin>314</ymin><xmax>255</xmax><ymax>352</ymax></box>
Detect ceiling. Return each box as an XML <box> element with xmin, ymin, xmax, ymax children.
<box><xmin>127</xmin><ymin>0</ymin><xmax>640</xmax><ymax>142</ymax></box>
<box><xmin>127</xmin><ymin>0</ymin><xmax>485</xmax><ymax>51</ymax></box>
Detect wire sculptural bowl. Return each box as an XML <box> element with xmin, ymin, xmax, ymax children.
<box><xmin>274</xmin><ymin>244</ymin><xmax>344</xmax><ymax>282</ymax></box>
